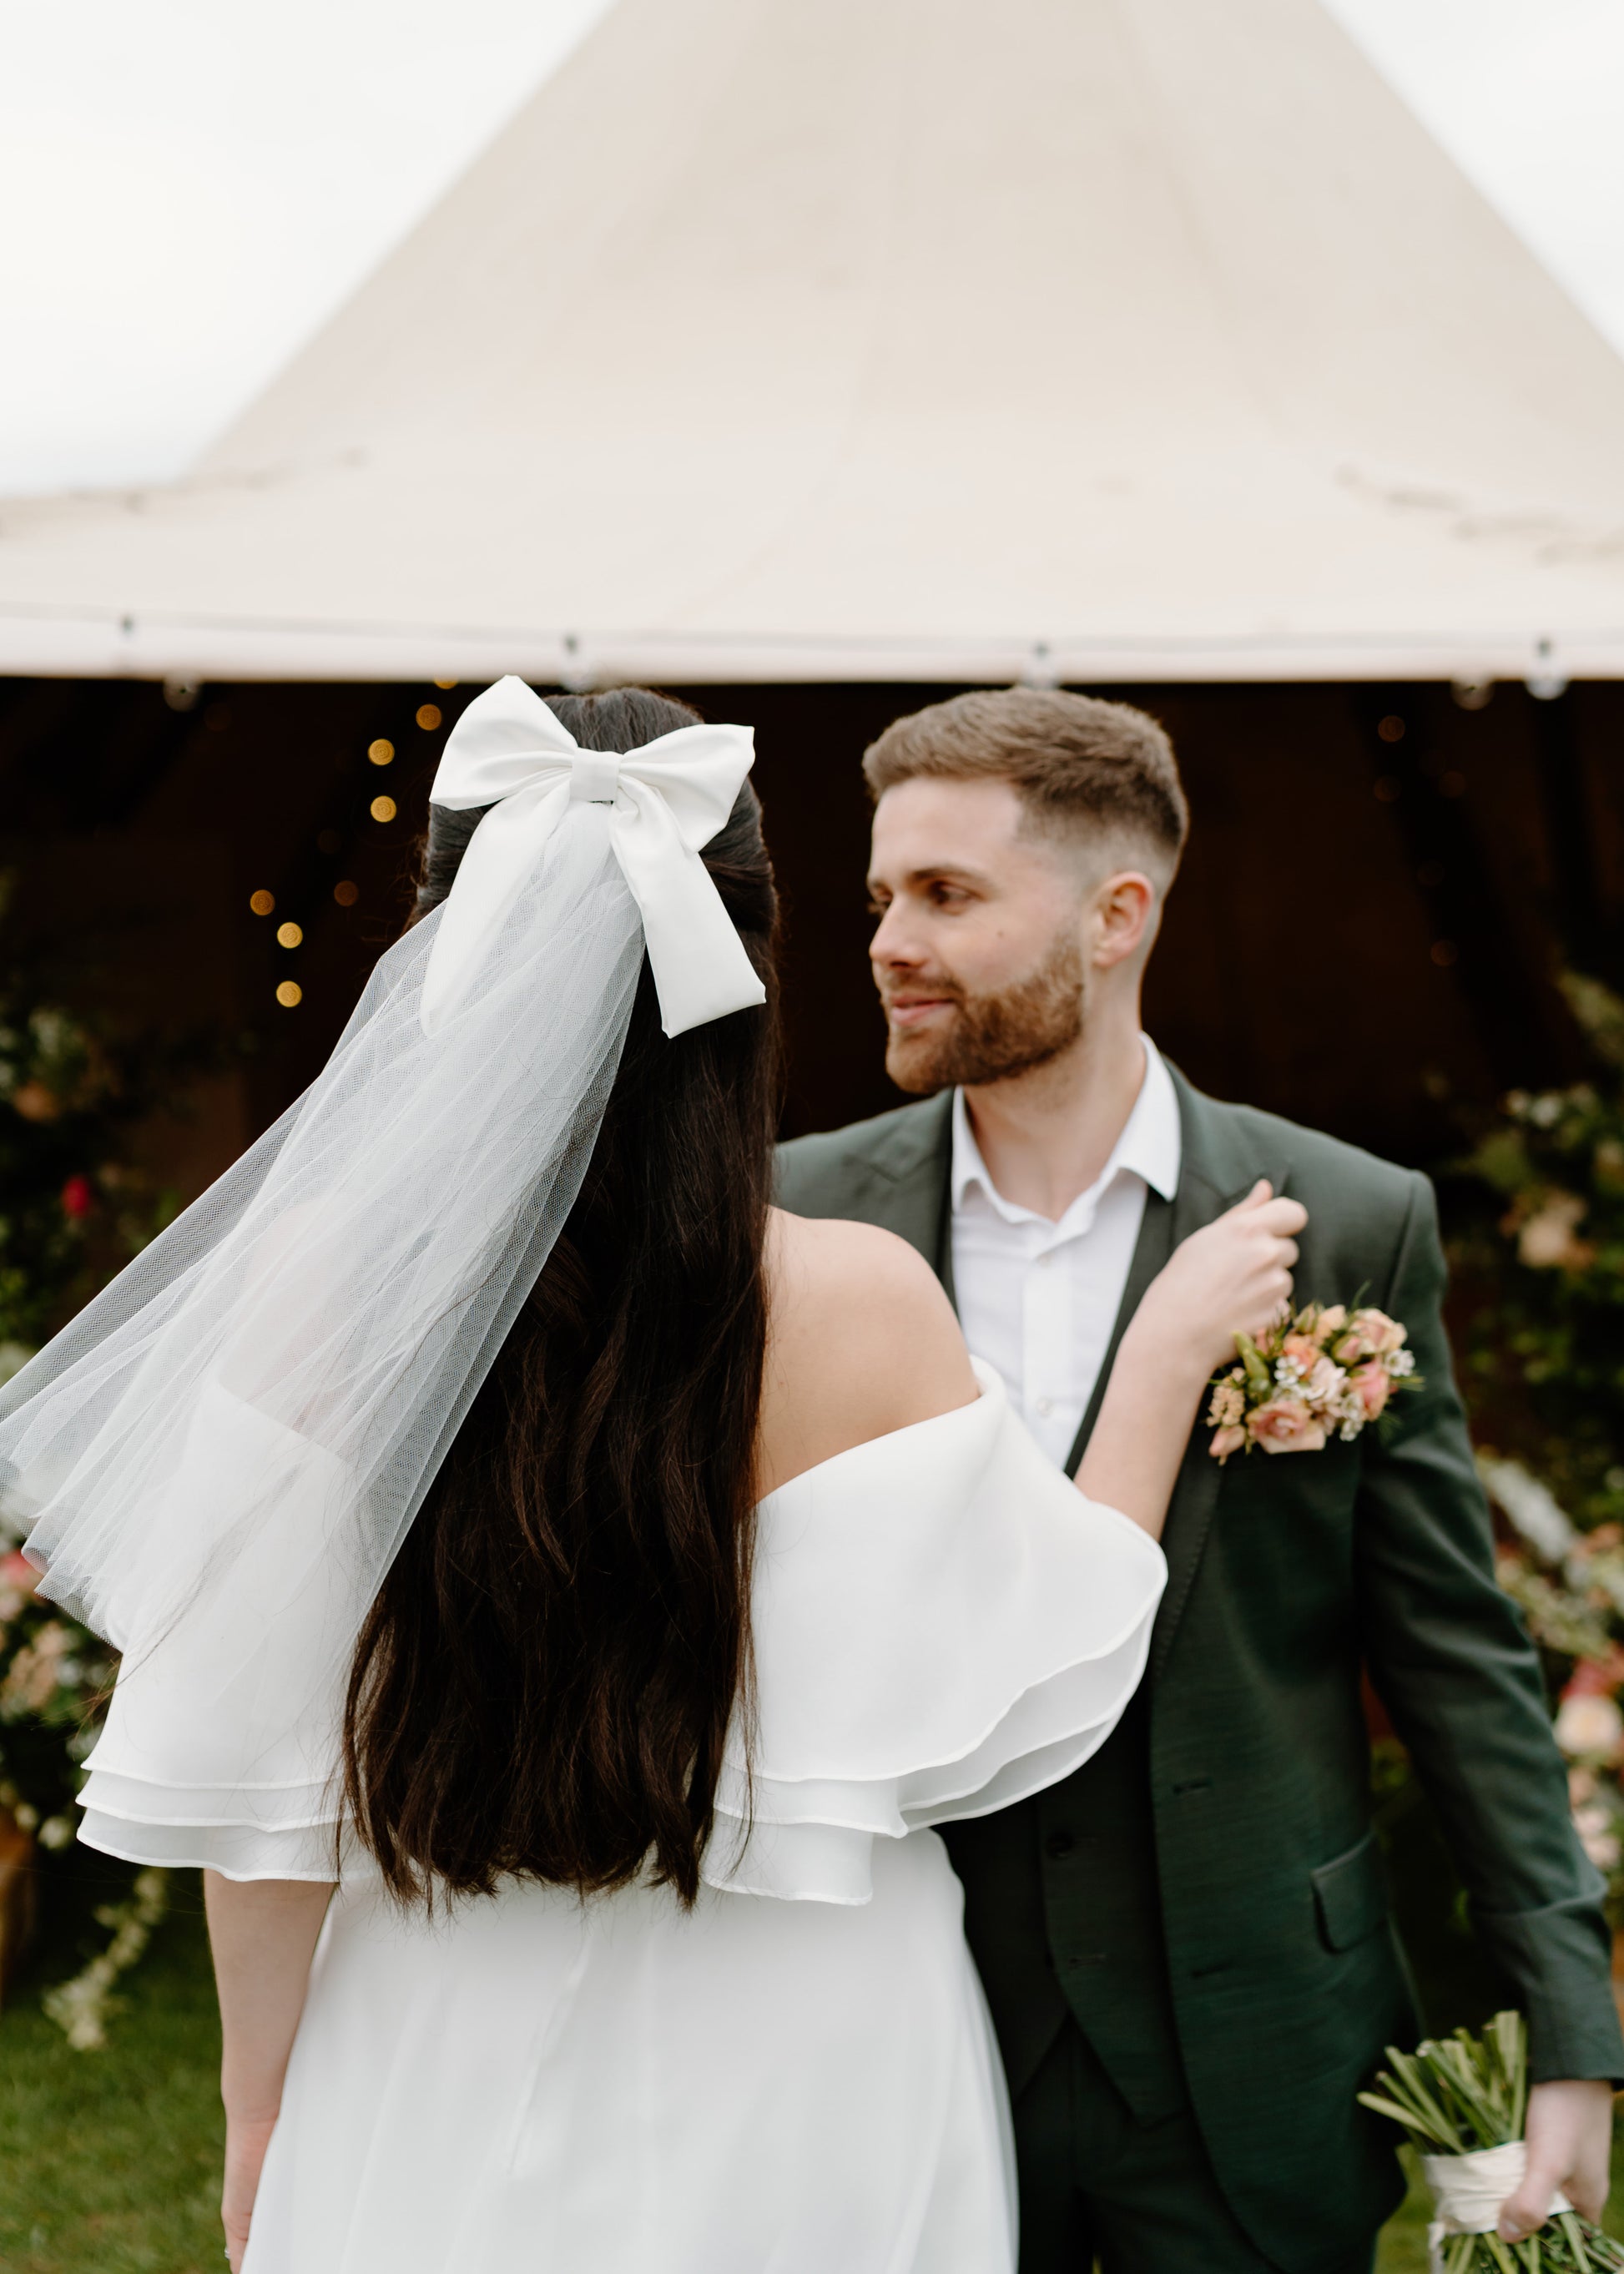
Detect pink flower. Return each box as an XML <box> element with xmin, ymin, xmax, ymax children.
<box><xmin>1207</xmin><ymin>1377</ymin><xmax>1245</xmax><ymax>1430</ymax></box>
<box><xmin>1310</xmin><ymin>1304</ymin><xmax>1347</xmax><ymax>1346</ymax></box>
<box><xmin>1247</xmin><ymin>1396</ymin><xmax>1328</xmax><ymax>1455</ymax></box>
<box><xmin>1335</xmin><ymin>1308</ymin><xmax>1406</xmax><ymax>1364</ymax></box>
<box><xmin>0</xmin><ymin>1552</ymin><xmax>40</xmax><ymax>1629</ymax></box>
<box><xmin>0</xmin><ymin>1549</ymin><xmax>37</xmax><ymax>1597</ymax></box>
<box><xmin>1280</xmin><ymin>1334</ymin><xmax>1321</xmax><ymax>1378</ymax></box>
<box><xmin>60</xmin><ymin>1173</ymin><xmax>93</xmax><ymax>1220</ymax></box>
<box><xmin>1351</xmin><ymin>1359</ymin><xmax>1392</xmax><ymax>1419</ymax></box>
<box><xmin>1567</xmin><ymin>1652</ymin><xmax>1624</xmax><ymax>1700</ymax></box>
<box><xmin>1209</xmin><ymin>1424</ymin><xmax>1247</xmax><ymax>1465</ymax></box>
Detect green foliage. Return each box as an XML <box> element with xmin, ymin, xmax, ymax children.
<box><xmin>1453</xmin><ymin>973</ymin><xmax>1624</xmax><ymax>1530</ymax></box>
<box><xmin>1450</xmin><ymin>973</ymin><xmax>1624</xmax><ymax>1922</ymax></box>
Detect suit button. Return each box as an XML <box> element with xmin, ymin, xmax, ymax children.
<box><xmin>1045</xmin><ymin>1829</ymin><xmax>1075</xmax><ymax>1860</ymax></box>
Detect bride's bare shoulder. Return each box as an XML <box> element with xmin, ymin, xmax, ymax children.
<box><xmin>757</xmin><ymin>1208</ymin><xmax>978</xmax><ymax>1496</ymax></box>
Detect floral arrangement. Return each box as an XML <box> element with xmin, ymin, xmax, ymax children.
<box><xmin>1481</xmin><ymin>1455</ymin><xmax>1624</xmax><ymax>1918</ymax></box>
<box><xmin>1452</xmin><ymin>974</ymin><xmax>1624</xmax><ymax>1537</ymax></box>
<box><xmin>0</xmin><ymin>872</ymin><xmax>208</xmax><ymax>2039</ymax></box>
<box><xmin>1358</xmin><ymin>2011</ymin><xmax>1623</xmax><ymax>2271</ymax></box>
<box><xmin>1444</xmin><ymin>975</ymin><xmax>1624</xmax><ymax>1924</ymax></box>
<box><xmin>1205</xmin><ymin>1301</ymin><xmax>1420</xmax><ymax>1465</ymax></box>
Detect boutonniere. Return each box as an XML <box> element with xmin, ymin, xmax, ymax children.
<box><xmin>1206</xmin><ymin>1299</ymin><xmax>1422</xmax><ymax>1464</ymax></box>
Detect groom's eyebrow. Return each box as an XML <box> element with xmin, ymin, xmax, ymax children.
<box><xmin>893</xmin><ymin>861</ymin><xmax>995</xmax><ymax>890</ymax></box>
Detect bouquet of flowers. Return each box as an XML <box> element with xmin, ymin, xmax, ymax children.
<box><xmin>1358</xmin><ymin>2011</ymin><xmax>1622</xmax><ymax>2271</ymax></box>
<box><xmin>1205</xmin><ymin>1300</ymin><xmax>1421</xmax><ymax>1465</ymax></box>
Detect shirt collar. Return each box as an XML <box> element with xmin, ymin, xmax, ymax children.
<box><xmin>951</xmin><ymin>1035</ymin><xmax>1182</xmax><ymax>1227</ymax></box>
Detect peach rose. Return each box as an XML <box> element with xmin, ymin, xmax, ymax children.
<box><xmin>1280</xmin><ymin>1334</ymin><xmax>1321</xmax><ymax>1378</ymax></box>
<box><xmin>1247</xmin><ymin>1396</ymin><xmax>1328</xmax><ymax>1455</ymax></box>
<box><xmin>1209</xmin><ymin>1424</ymin><xmax>1247</xmax><ymax>1465</ymax></box>
<box><xmin>1336</xmin><ymin>1308</ymin><xmax>1405</xmax><ymax>1363</ymax></box>
<box><xmin>1310</xmin><ymin>1304</ymin><xmax>1347</xmax><ymax>1345</ymax></box>
<box><xmin>1350</xmin><ymin>1359</ymin><xmax>1392</xmax><ymax>1419</ymax></box>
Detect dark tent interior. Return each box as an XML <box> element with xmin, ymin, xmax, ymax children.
<box><xmin>3</xmin><ymin>673</ymin><xmax>1621</xmax><ymax>1204</ymax></box>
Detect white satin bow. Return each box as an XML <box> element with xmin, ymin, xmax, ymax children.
<box><xmin>420</xmin><ymin>676</ymin><xmax>767</xmax><ymax>1038</ymax></box>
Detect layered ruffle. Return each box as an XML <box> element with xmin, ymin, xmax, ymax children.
<box><xmin>704</xmin><ymin>1361</ymin><xmax>1164</xmax><ymax>1903</ymax></box>
<box><xmin>76</xmin><ymin>1364</ymin><xmax>1163</xmax><ymax>1897</ymax></box>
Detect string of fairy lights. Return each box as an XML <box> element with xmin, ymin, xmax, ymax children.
<box><xmin>247</xmin><ymin>682</ymin><xmax>455</xmax><ymax>1009</ymax></box>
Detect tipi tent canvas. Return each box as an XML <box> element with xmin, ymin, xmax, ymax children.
<box><xmin>2</xmin><ymin>0</ymin><xmax>1622</xmax><ymax>685</ymax></box>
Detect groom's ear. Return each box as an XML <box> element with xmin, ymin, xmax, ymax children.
<box><xmin>1090</xmin><ymin>869</ymin><xmax>1159</xmax><ymax>971</ymax></box>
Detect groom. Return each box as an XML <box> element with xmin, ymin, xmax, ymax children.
<box><xmin>776</xmin><ymin>689</ymin><xmax>1622</xmax><ymax>2273</ymax></box>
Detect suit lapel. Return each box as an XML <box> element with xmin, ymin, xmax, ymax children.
<box><xmin>865</xmin><ymin>1071</ymin><xmax>1290</xmax><ymax>1685</ymax></box>
<box><xmin>840</xmin><ymin>1092</ymin><xmax>956</xmax><ymax>1277</ymax></box>
<box><xmin>1142</xmin><ymin>1073</ymin><xmax>1292</xmax><ymax>1682</ymax></box>
<box><xmin>1062</xmin><ymin>1191</ymin><xmax>1176</xmax><ymax>1475</ymax></box>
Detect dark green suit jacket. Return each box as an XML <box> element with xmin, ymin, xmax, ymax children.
<box><xmin>778</xmin><ymin>1067</ymin><xmax>1623</xmax><ymax>2272</ymax></box>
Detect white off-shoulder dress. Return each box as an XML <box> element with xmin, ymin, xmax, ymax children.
<box><xmin>77</xmin><ymin>1362</ymin><xmax>1164</xmax><ymax>2274</ymax></box>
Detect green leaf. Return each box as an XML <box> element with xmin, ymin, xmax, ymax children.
<box><xmin>1355</xmin><ymin>2090</ymin><xmax>1450</xmax><ymax>2143</ymax></box>
<box><xmin>1559</xmin><ymin>2213</ymin><xmax>1593</xmax><ymax>2274</ymax></box>
<box><xmin>1235</xmin><ymin>1330</ymin><xmax>1273</xmax><ymax>1395</ymax></box>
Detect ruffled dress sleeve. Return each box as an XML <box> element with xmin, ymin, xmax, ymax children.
<box><xmin>705</xmin><ymin>1359</ymin><xmax>1166</xmax><ymax>1904</ymax></box>
<box><xmin>73</xmin><ymin>1381</ymin><xmax>357</xmax><ymax>1880</ymax></box>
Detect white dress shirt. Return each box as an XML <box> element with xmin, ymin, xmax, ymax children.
<box><xmin>951</xmin><ymin>1036</ymin><xmax>1182</xmax><ymax>1469</ymax></box>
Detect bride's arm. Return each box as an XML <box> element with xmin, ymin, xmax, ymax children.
<box><xmin>204</xmin><ymin>1870</ymin><xmax>335</xmax><ymax>2271</ymax></box>
<box><xmin>1077</xmin><ymin>1181</ymin><xmax>1306</xmax><ymax>1539</ymax></box>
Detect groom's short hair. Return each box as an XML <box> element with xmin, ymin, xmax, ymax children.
<box><xmin>862</xmin><ymin>688</ymin><xmax>1188</xmax><ymax>882</ymax></box>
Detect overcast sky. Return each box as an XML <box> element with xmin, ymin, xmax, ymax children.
<box><xmin>1</xmin><ymin>0</ymin><xmax>1621</xmax><ymax>498</ymax></box>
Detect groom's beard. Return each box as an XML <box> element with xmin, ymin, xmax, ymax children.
<box><xmin>882</xmin><ymin>932</ymin><xmax>1087</xmax><ymax>1095</ymax></box>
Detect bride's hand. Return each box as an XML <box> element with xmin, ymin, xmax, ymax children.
<box><xmin>221</xmin><ymin>2110</ymin><xmax>277</xmax><ymax>2271</ymax></box>
<box><xmin>1130</xmin><ymin>1181</ymin><xmax>1308</xmax><ymax>1379</ymax></box>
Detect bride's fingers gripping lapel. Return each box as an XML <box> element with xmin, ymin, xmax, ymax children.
<box><xmin>1134</xmin><ymin>1179</ymin><xmax>1310</xmax><ymax>1376</ymax></box>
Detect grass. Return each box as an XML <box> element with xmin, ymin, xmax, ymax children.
<box><xmin>0</xmin><ymin>1853</ymin><xmax>1616</xmax><ymax>2271</ymax></box>
<box><xmin>0</xmin><ymin>1854</ymin><xmax>223</xmax><ymax>2274</ymax></box>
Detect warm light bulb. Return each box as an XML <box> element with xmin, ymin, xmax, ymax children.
<box><xmin>368</xmin><ymin>739</ymin><xmax>395</xmax><ymax>766</ymax></box>
<box><xmin>371</xmin><ymin>795</ymin><xmax>397</xmax><ymax>824</ymax></box>
<box><xmin>334</xmin><ymin>880</ymin><xmax>360</xmax><ymax>907</ymax></box>
<box><xmin>250</xmin><ymin>889</ymin><xmax>275</xmax><ymax>916</ymax></box>
<box><xmin>276</xmin><ymin>921</ymin><xmax>304</xmax><ymax>949</ymax></box>
<box><xmin>275</xmin><ymin>981</ymin><xmax>303</xmax><ymax>1008</ymax></box>
<box><xmin>416</xmin><ymin>703</ymin><xmax>442</xmax><ymax>732</ymax></box>
<box><xmin>433</xmin><ymin>678</ymin><xmax>457</xmax><ymax>690</ymax></box>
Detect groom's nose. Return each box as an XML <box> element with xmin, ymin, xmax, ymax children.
<box><xmin>869</xmin><ymin>900</ymin><xmax>925</xmax><ymax>971</ymax></box>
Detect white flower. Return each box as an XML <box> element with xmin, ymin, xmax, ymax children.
<box><xmin>1384</xmin><ymin>1349</ymin><xmax>1415</xmax><ymax>1378</ymax></box>
<box><xmin>1274</xmin><ymin>1356</ymin><xmax>1305</xmax><ymax>1385</ymax></box>
<box><xmin>1556</xmin><ymin>1692</ymin><xmax>1624</xmax><ymax>1760</ymax></box>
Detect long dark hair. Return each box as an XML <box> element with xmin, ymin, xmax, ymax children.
<box><xmin>343</xmin><ymin>688</ymin><xmax>780</xmax><ymax>1907</ymax></box>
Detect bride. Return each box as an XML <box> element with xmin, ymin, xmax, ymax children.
<box><xmin>0</xmin><ymin>680</ymin><xmax>1303</xmax><ymax>2273</ymax></box>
